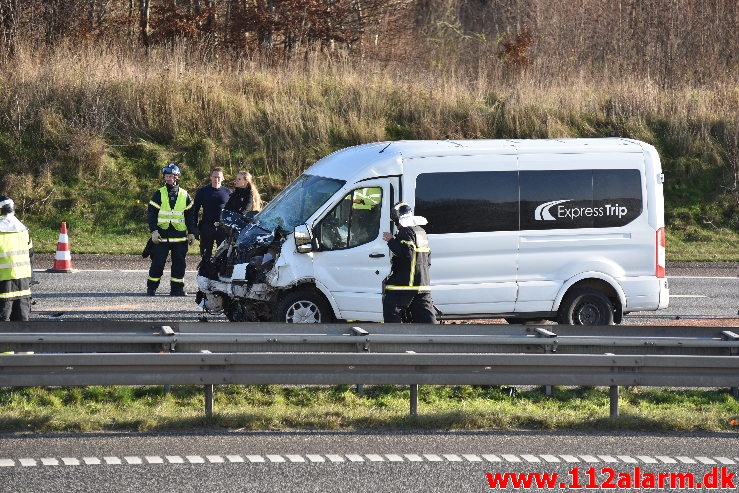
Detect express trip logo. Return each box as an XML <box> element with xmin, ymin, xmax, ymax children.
<box><xmin>534</xmin><ymin>200</ymin><xmax>629</xmax><ymax>221</ymax></box>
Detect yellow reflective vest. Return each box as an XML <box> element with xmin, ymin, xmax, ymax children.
<box><xmin>0</xmin><ymin>229</ymin><xmax>32</xmax><ymax>299</ymax></box>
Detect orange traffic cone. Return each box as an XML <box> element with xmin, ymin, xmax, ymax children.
<box><xmin>48</xmin><ymin>221</ymin><xmax>75</xmax><ymax>273</ymax></box>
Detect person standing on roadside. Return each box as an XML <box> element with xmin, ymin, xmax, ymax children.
<box><xmin>224</xmin><ymin>170</ymin><xmax>263</xmax><ymax>216</ymax></box>
<box><xmin>382</xmin><ymin>201</ymin><xmax>437</xmax><ymax>324</ymax></box>
<box><xmin>193</xmin><ymin>167</ymin><xmax>231</xmax><ymax>260</ymax></box>
<box><xmin>0</xmin><ymin>195</ymin><xmax>33</xmax><ymax>321</ymax></box>
<box><xmin>146</xmin><ymin>164</ymin><xmax>197</xmax><ymax>296</ymax></box>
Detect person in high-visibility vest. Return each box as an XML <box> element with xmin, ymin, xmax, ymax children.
<box><xmin>381</xmin><ymin>202</ymin><xmax>437</xmax><ymax>324</ymax></box>
<box><xmin>0</xmin><ymin>195</ymin><xmax>33</xmax><ymax>321</ymax></box>
<box><xmin>146</xmin><ymin>164</ymin><xmax>197</xmax><ymax>296</ymax></box>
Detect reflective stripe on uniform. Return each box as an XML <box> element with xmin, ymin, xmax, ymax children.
<box><xmin>0</xmin><ymin>259</ymin><xmax>31</xmax><ymax>270</ymax></box>
<box><xmin>156</xmin><ymin>186</ymin><xmax>188</xmax><ymax>231</ymax></box>
<box><xmin>148</xmin><ymin>276</ymin><xmax>160</xmax><ymax>282</ymax></box>
<box><xmin>0</xmin><ymin>249</ymin><xmax>29</xmax><ymax>258</ymax></box>
<box><xmin>161</xmin><ymin>236</ymin><xmax>187</xmax><ymax>242</ymax></box>
<box><xmin>0</xmin><ymin>288</ymin><xmax>32</xmax><ymax>299</ymax></box>
<box><xmin>171</xmin><ymin>277</ymin><xmax>184</xmax><ymax>284</ymax></box>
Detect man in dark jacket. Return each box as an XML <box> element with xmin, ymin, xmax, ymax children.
<box><xmin>382</xmin><ymin>202</ymin><xmax>437</xmax><ymax>323</ymax></box>
<box><xmin>146</xmin><ymin>163</ymin><xmax>198</xmax><ymax>296</ymax></box>
<box><xmin>193</xmin><ymin>167</ymin><xmax>231</xmax><ymax>260</ymax></box>
<box><xmin>0</xmin><ymin>195</ymin><xmax>33</xmax><ymax>321</ymax></box>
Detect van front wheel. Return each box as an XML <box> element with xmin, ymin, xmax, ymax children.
<box><xmin>558</xmin><ymin>288</ymin><xmax>614</xmax><ymax>325</ymax></box>
<box><xmin>272</xmin><ymin>289</ymin><xmax>333</xmax><ymax>323</ymax></box>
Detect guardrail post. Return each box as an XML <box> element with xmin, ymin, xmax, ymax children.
<box><xmin>609</xmin><ymin>385</ymin><xmax>619</xmax><ymax>418</ymax></box>
<box><xmin>351</xmin><ymin>326</ymin><xmax>370</xmax><ymax>396</ymax></box>
<box><xmin>535</xmin><ymin>328</ymin><xmax>557</xmax><ymax>397</ymax></box>
<box><xmin>204</xmin><ymin>384</ymin><xmax>214</xmax><ymax>418</ymax></box>
<box><xmin>721</xmin><ymin>331</ymin><xmax>739</xmax><ymax>398</ymax></box>
<box><xmin>160</xmin><ymin>326</ymin><xmax>176</xmax><ymax>395</ymax></box>
<box><xmin>409</xmin><ymin>384</ymin><xmax>418</xmax><ymax>417</ymax></box>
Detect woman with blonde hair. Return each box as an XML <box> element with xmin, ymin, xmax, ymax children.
<box><xmin>224</xmin><ymin>170</ymin><xmax>262</xmax><ymax>215</ymax></box>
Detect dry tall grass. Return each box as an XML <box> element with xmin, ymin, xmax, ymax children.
<box><xmin>0</xmin><ymin>39</ymin><xmax>736</xmax><ymax>232</ymax></box>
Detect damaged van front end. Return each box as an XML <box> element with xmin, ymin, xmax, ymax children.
<box><xmin>195</xmin><ymin>174</ymin><xmax>346</xmax><ymax>322</ymax></box>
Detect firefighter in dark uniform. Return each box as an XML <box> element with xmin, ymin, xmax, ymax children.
<box><xmin>382</xmin><ymin>202</ymin><xmax>437</xmax><ymax>323</ymax></box>
<box><xmin>0</xmin><ymin>195</ymin><xmax>33</xmax><ymax>321</ymax></box>
<box><xmin>146</xmin><ymin>164</ymin><xmax>197</xmax><ymax>296</ymax></box>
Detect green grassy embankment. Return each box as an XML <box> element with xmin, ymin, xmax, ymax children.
<box><xmin>1</xmin><ymin>385</ymin><xmax>737</xmax><ymax>433</ymax></box>
<box><xmin>0</xmin><ymin>44</ymin><xmax>737</xmax><ymax>260</ymax></box>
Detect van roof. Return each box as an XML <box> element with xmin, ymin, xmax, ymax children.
<box><xmin>305</xmin><ymin>138</ymin><xmax>647</xmax><ymax>181</ymax></box>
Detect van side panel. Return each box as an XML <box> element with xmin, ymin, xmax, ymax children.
<box><xmin>404</xmin><ymin>154</ymin><xmax>519</xmax><ymax>315</ymax></box>
<box><xmin>515</xmin><ymin>151</ymin><xmax>657</xmax><ymax>313</ymax></box>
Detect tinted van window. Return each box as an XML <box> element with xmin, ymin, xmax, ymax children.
<box><xmin>520</xmin><ymin>169</ymin><xmax>642</xmax><ymax>230</ymax></box>
<box><xmin>415</xmin><ymin>171</ymin><xmax>518</xmax><ymax>234</ymax></box>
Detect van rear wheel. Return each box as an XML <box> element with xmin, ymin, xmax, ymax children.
<box><xmin>272</xmin><ymin>289</ymin><xmax>333</xmax><ymax>323</ymax></box>
<box><xmin>558</xmin><ymin>288</ymin><xmax>614</xmax><ymax>325</ymax></box>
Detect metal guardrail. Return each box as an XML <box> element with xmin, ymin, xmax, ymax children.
<box><xmin>1</xmin><ymin>322</ymin><xmax>737</xmax><ymax>419</ymax></box>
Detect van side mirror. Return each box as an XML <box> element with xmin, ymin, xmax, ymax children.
<box><xmin>294</xmin><ymin>224</ymin><xmax>313</xmax><ymax>253</ymax></box>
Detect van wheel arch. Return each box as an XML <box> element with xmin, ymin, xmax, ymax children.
<box><xmin>557</xmin><ymin>280</ymin><xmax>620</xmax><ymax>325</ymax></box>
<box><xmin>271</xmin><ymin>285</ymin><xmax>335</xmax><ymax>323</ymax></box>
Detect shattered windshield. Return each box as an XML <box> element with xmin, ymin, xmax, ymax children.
<box><xmin>255</xmin><ymin>174</ymin><xmax>346</xmax><ymax>232</ymax></box>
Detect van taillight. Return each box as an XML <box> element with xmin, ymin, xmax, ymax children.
<box><xmin>656</xmin><ymin>227</ymin><xmax>666</xmax><ymax>278</ymax></box>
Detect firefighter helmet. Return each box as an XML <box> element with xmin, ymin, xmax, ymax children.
<box><xmin>162</xmin><ymin>163</ymin><xmax>181</xmax><ymax>176</ymax></box>
<box><xmin>391</xmin><ymin>201</ymin><xmax>413</xmax><ymax>223</ymax></box>
<box><xmin>0</xmin><ymin>195</ymin><xmax>14</xmax><ymax>216</ymax></box>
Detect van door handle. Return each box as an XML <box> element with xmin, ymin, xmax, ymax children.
<box><xmin>369</xmin><ymin>253</ymin><xmax>386</xmax><ymax>258</ymax></box>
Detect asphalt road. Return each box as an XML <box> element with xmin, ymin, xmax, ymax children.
<box><xmin>0</xmin><ymin>431</ymin><xmax>737</xmax><ymax>492</ymax></box>
<box><xmin>28</xmin><ymin>255</ymin><xmax>739</xmax><ymax>324</ymax></box>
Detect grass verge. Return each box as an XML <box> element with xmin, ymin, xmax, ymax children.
<box><xmin>1</xmin><ymin>385</ymin><xmax>736</xmax><ymax>433</ymax></box>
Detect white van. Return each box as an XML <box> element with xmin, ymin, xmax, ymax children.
<box><xmin>196</xmin><ymin>138</ymin><xmax>669</xmax><ymax>325</ymax></box>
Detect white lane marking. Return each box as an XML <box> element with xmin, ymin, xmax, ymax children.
<box><xmin>482</xmin><ymin>454</ymin><xmax>502</xmax><ymax>462</ymax></box>
<box><xmin>443</xmin><ymin>454</ymin><xmax>462</xmax><ymax>462</ymax></box>
<box><xmin>541</xmin><ymin>455</ymin><xmax>560</xmax><ymax>463</ymax></box>
<box><xmin>104</xmin><ymin>457</ymin><xmax>122</xmax><ymax>465</ymax></box>
<box><xmin>716</xmin><ymin>457</ymin><xmax>735</xmax><ymax>465</ymax></box>
<box><xmin>696</xmin><ymin>456</ymin><xmax>717</xmax><ymax>465</ymax></box>
<box><xmin>501</xmin><ymin>454</ymin><xmax>521</xmax><ymax>462</ymax></box>
<box><xmin>165</xmin><ymin>456</ymin><xmax>184</xmax><ymax>464</ymax></box>
<box><xmin>346</xmin><ymin>454</ymin><xmax>365</xmax><ymax>462</ymax></box>
<box><xmin>560</xmin><ymin>455</ymin><xmax>580</xmax><ymax>463</ymax></box>
<box><xmin>61</xmin><ymin>458</ymin><xmax>80</xmax><ymax>466</ymax></box>
<box><xmin>676</xmin><ymin>456</ymin><xmax>696</xmax><ymax>464</ymax></box>
<box><xmin>404</xmin><ymin>454</ymin><xmax>423</xmax><ymax>462</ymax></box>
<box><xmin>285</xmin><ymin>455</ymin><xmax>304</xmax><ymax>463</ymax></box>
<box><xmin>40</xmin><ymin>458</ymin><xmax>59</xmax><ymax>466</ymax></box>
<box><xmin>146</xmin><ymin>456</ymin><xmax>164</xmax><ymax>464</ymax></box>
<box><xmin>19</xmin><ymin>458</ymin><xmax>37</xmax><ymax>467</ymax></box>
<box><xmin>124</xmin><ymin>456</ymin><xmax>143</xmax><ymax>465</ymax></box>
<box><xmin>669</xmin><ymin>276</ymin><xmax>738</xmax><ymax>280</ymax></box>
<box><xmin>0</xmin><ymin>459</ymin><xmax>15</xmax><ymax>467</ymax></box>
<box><xmin>617</xmin><ymin>455</ymin><xmax>637</xmax><ymax>463</ymax></box>
<box><xmin>306</xmin><ymin>454</ymin><xmax>325</xmax><ymax>463</ymax></box>
<box><xmin>423</xmin><ymin>454</ymin><xmax>443</xmax><ymax>462</ymax></box>
<box><xmin>463</xmin><ymin>454</ymin><xmax>482</xmax><ymax>462</ymax></box>
<box><xmin>365</xmin><ymin>454</ymin><xmax>384</xmax><ymax>462</ymax></box>
<box><xmin>670</xmin><ymin>295</ymin><xmax>708</xmax><ymax>298</ymax></box>
<box><xmin>187</xmin><ymin>455</ymin><xmax>205</xmax><ymax>464</ymax></box>
<box><xmin>386</xmin><ymin>454</ymin><xmax>404</xmax><ymax>462</ymax></box>
<box><xmin>521</xmin><ymin>454</ymin><xmax>541</xmax><ymax>463</ymax></box>
<box><xmin>598</xmin><ymin>455</ymin><xmax>619</xmax><ymax>463</ymax></box>
<box><xmin>579</xmin><ymin>455</ymin><xmax>599</xmax><ymax>462</ymax></box>
<box><xmin>326</xmin><ymin>455</ymin><xmax>345</xmax><ymax>463</ymax></box>
<box><xmin>246</xmin><ymin>455</ymin><xmax>264</xmax><ymax>463</ymax></box>
<box><xmin>83</xmin><ymin>457</ymin><xmax>101</xmax><ymax>465</ymax></box>
<box><xmin>207</xmin><ymin>455</ymin><xmax>224</xmax><ymax>463</ymax></box>
<box><xmin>656</xmin><ymin>456</ymin><xmax>676</xmax><ymax>464</ymax></box>
<box><xmin>226</xmin><ymin>455</ymin><xmax>244</xmax><ymax>463</ymax></box>
<box><xmin>267</xmin><ymin>455</ymin><xmax>285</xmax><ymax>463</ymax></box>
<box><xmin>637</xmin><ymin>456</ymin><xmax>658</xmax><ymax>464</ymax></box>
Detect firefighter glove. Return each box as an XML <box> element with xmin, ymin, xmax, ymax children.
<box><xmin>151</xmin><ymin>230</ymin><xmax>161</xmax><ymax>244</ymax></box>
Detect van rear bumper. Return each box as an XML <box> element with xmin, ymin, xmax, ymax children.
<box><xmin>619</xmin><ymin>276</ymin><xmax>669</xmax><ymax>311</ymax></box>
